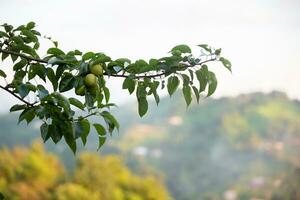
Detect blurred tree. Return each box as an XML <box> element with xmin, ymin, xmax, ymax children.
<box><xmin>0</xmin><ymin>142</ymin><xmax>64</xmax><ymax>200</ymax></box>
<box><xmin>54</xmin><ymin>183</ymin><xmax>100</xmax><ymax>200</ymax></box>
<box><xmin>74</xmin><ymin>153</ymin><xmax>172</xmax><ymax>200</ymax></box>
<box><xmin>0</xmin><ymin>143</ymin><xmax>172</xmax><ymax>200</ymax></box>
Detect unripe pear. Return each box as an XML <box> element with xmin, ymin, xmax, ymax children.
<box><xmin>90</xmin><ymin>64</ymin><xmax>104</xmax><ymax>76</ymax></box>
<box><xmin>84</xmin><ymin>74</ymin><xmax>97</xmax><ymax>87</ymax></box>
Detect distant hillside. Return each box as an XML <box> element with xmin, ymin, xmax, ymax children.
<box><xmin>113</xmin><ymin>91</ymin><xmax>300</xmax><ymax>199</ymax></box>
<box><xmin>1</xmin><ymin>91</ymin><xmax>300</xmax><ymax>199</ymax></box>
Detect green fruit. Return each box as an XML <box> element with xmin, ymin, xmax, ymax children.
<box><xmin>90</xmin><ymin>64</ymin><xmax>104</xmax><ymax>76</ymax></box>
<box><xmin>75</xmin><ymin>86</ymin><xmax>85</xmax><ymax>96</ymax></box>
<box><xmin>84</xmin><ymin>74</ymin><xmax>97</xmax><ymax>87</ymax></box>
<box><xmin>172</xmin><ymin>50</ymin><xmax>181</xmax><ymax>56</ymax></box>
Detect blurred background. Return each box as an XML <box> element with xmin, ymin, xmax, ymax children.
<box><xmin>1</xmin><ymin>0</ymin><xmax>300</xmax><ymax>199</ymax></box>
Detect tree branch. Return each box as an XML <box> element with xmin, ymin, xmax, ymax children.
<box><xmin>0</xmin><ymin>85</ymin><xmax>35</xmax><ymax>106</ymax></box>
<box><xmin>0</xmin><ymin>48</ymin><xmax>47</xmax><ymax>64</ymax></box>
<box><xmin>105</xmin><ymin>57</ymin><xmax>217</xmax><ymax>79</ymax></box>
<box><xmin>0</xmin><ymin>48</ymin><xmax>217</xmax><ymax>79</ymax></box>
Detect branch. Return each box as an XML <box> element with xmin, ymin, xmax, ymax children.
<box><xmin>105</xmin><ymin>57</ymin><xmax>217</xmax><ymax>79</ymax></box>
<box><xmin>0</xmin><ymin>85</ymin><xmax>35</xmax><ymax>106</ymax></box>
<box><xmin>0</xmin><ymin>48</ymin><xmax>47</xmax><ymax>64</ymax></box>
<box><xmin>0</xmin><ymin>48</ymin><xmax>217</xmax><ymax>79</ymax></box>
<box><xmin>74</xmin><ymin>112</ymin><xmax>97</xmax><ymax>122</ymax></box>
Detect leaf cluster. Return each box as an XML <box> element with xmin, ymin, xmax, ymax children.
<box><xmin>0</xmin><ymin>22</ymin><xmax>231</xmax><ymax>152</ymax></box>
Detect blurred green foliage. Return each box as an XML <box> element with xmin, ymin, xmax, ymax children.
<box><xmin>114</xmin><ymin>91</ymin><xmax>300</xmax><ymax>200</ymax></box>
<box><xmin>0</xmin><ymin>143</ymin><xmax>172</xmax><ymax>200</ymax></box>
<box><xmin>1</xmin><ymin>91</ymin><xmax>300</xmax><ymax>200</ymax></box>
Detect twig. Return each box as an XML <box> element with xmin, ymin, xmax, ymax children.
<box><xmin>0</xmin><ymin>48</ymin><xmax>47</xmax><ymax>64</ymax></box>
<box><xmin>0</xmin><ymin>85</ymin><xmax>35</xmax><ymax>106</ymax></box>
<box><xmin>0</xmin><ymin>48</ymin><xmax>217</xmax><ymax>79</ymax></box>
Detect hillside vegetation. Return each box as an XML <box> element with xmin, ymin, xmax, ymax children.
<box><xmin>1</xmin><ymin>91</ymin><xmax>300</xmax><ymax>199</ymax></box>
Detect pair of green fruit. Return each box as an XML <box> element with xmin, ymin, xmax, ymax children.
<box><xmin>75</xmin><ymin>64</ymin><xmax>104</xmax><ymax>96</ymax></box>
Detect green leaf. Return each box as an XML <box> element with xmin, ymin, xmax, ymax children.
<box><xmin>0</xmin><ymin>31</ymin><xmax>9</xmax><ymax>38</ymax></box>
<box><xmin>136</xmin><ymin>83</ymin><xmax>147</xmax><ymax>99</ymax></box>
<box><xmin>59</xmin><ymin>73</ymin><xmax>75</xmax><ymax>92</ymax></box>
<box><xmin>1</xmin><ymin>52</ymin><xmax>9</xmax><ymax>61</ymax></box>
<box><xmin>40</xmin><ymin>123</ymin><xmax>50</xmax><ymax>142</ymax></box>
<box><xmin>69</xmin><ymin>97</ymin><xmax>85</xmax><ymax>110</ymax></box>
<box><xmin>138</xmin><ymin>97</ymin><xmax>148</xmax><ymax>117</ymax></box>
<box><xmin>182</xmin><ymin>85</ymin><xmax>192</xmax><ymax>106</ymax></box>
<box><xmin>197</xmin><ymin>44</ymin><xmax>212</xmax><ymax>53</ymax></box>
<box><xmin>53</xmin><ymin>92</ymin><xmax>71</xmax><ymax>115</ymax></box>
<box><xmin>181</xmin><ymin>74</ymin><xmax>190</xmax><ymax>86</ymax></box>
<box><xmin>220</xmin><ymin>57</ymin><xmax>232</xmax><ymax>72</ymax></box>
<box><xmin>11</xmin><ymin>53</ymin><xmax>19</xmax><ymax>62</ymax></box>
<box><xmin>94</xmin><ymin>123</ymin><xmax>107</xmax><ymax>150</ymax></box>
<box><xmin>215</xmin><ymin>48</ymin><xmax>222</xmax><ymax>56</ymax></box>
<box><xmin>93</xmin><ymin>54</ymin><xmax>111</xmax><ymax>63</ymax></box>
<box><xmin>97</xmin><ymin>93</ymin><xmax>104</xmax><ymax>108</ymax></box>
<box><xmin>63</xmin><ymin>126</ymin><xmax>77</xmax><ymax>154</ymax></box>
<box><xmin>101</xmin><ymin>111</ymin><xmax>120</xmax><ymax>131</ymax></box>
<box><xmin>149</xmin><ymin>58</ymin><xmax>159</xmax><ymax>67</ymax></box>
<box><xmin>47</xmin><ymin>68</ymin><xmax>58</xmax><ymax>91</ymax></box>
<box><xmin>3</xmin><ymin>24</ymin><xmax>13</xmax><ymax>32</ymax></box>
<box><xmin>82</xmin><ymin>52</ymin><xmax>95</xmax><ymax>60</ymax></box>
<box><xmin>47</xmin><ymin>47</ymin><xmax>65</xmax><ymax>56</ymax></box>
<box><xmin>29</xmin><ymin>64</ymin><xmax>46</xmax><ymax>81</ymax></box>
<box><xmin>207</xmin><ymin>72</ymin><xmax>218</xmax><ymax>96</ymax></box>
<box><xmin>19</xmin><ymin>43</ymin><xmax>38</xmax><ymax>57</ymax></box>
<box><xmin>18</xmin><ymin>107</ymin><xmax>36</xmax><ymax>124</ymax></box>
<box><xmin>31</xmin><ymin>30</ymin><xmax>41</xmax><ymax>36</ymax></box>
<box><xmin>38</xmin><ymin>89</ymin><xmax>49</xmax><ymax>100</ymax></box>
<box><xmin>122</xmin><ymin>78</ymin><xmax>136</xmax><ymax>94</ymax></box>
<box><xmin>21</xmin><ymin>29</ymin><xmax>38</xmax><ymax>42</ymax></box>
<box><xmin>150</xmin><ymin>81</ymin><xmax>160</xmax><ymax>105</ymax></box>
<box><xmin>13</xmin><ymin>59</ymin><xmax>27</xmax><ymax>71</ymax></box>
<box><xmin>94</xmin><ymin>123</ymin><xmax>106</xmax><ymax>136</ymax></box>
<box><xmin>55</xmin><ymin>65</ymin><xmax>65</xmax><ymax>79</ymax></box>
<box><xmin>26</xmin><ymin>22</ymin><xmax>35</xmax><ymax>29</ymax></box>
<box><xmin>48</xmin><ymin>57</ymin><xmax>62</xmax><ymax>65</ymax></box>
<box><xmin>0</xmin><ymin>69</ymin><xmax>7</xmax><ymax>78</ymax></box>
<box><xmin>171</xmin><ymin>44</ymin><xmax>192</xmax><ymax>53</ymax></box>
<box><xmin>10</xmin><ymin>104</ymin><xmax>27</xmax><ymax>112</ymax></box>
<box><xmin>135</xmin><ymin>59</ymin><xmax>148</xmax><ymax>68</ymax></box>
<box><xmin>115</xmin><ymin>58</ymin><xmax>131</xmax><ymax>66</ymax></box>
<box><xmin>74</xmin><ymin>50</ymin><xmax>82</xmax><ymax>55</ymax></box>
<box><xmin>17</xmin><ymin>84</ymin><xmax>30</xmax><ymax>98</ymax></box>
<box><xmin>98</xmin><ymin>136</ymin><xmax>106</xmax><ymax>150</ymax></box>
<box><xmin>103</xmin><ymin>87</ymin><xmax>110</xmax><ymax>103</ymax></box>
<box><xmin>192</xmin><ymin>86</ymin><xmax>200</xmax><ymax>103</ymax></box>
<box><xmin>167</xmin><ymin>76</ymin><xmax>179</xmax><ymax>96</ymax></box>
<box><xmin>195</xmin><ymin>65</ymin><xmax>209</xmax><ymax>92</ymax></box>
<box><xmin>79</xmin><ymin>119</ymin><xmax>90</xmax><ymax>145</ymax></box>
<box><xmin>11</xmin><ymin>36</ymin><xmax>24</xmax><ymax>44</ymax></box>
<box><xmin>25</xmin><ymin>83</ymin><xmax>37</xmax><ymax>92</ymax></box>
<box><xmin>48</xmin><ymin>124</ymin><xmax>62</xmax><ymax>144</ymax></box>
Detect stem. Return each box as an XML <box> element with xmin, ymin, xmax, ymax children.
<box><xmin>0</xmin><ymin>85</ymin><xmax>35</xmax><ymax>106</ymax></box>
<box><xmin>105</xmin><ymin>58</ymin><xmax>217</xmax><ymax>79</ymax></box>
<box><xmin>0</xmin><ymin>48</ymin><xmax>47</xmax><ymax>64</ymax></box>
<box><xmin>0</xmin><ymin>48</ymin><xmax>217</xmax><ymax>79</ymax></box>
<box><xmin>74</xmin><ymin>112</ymin><xmax>97</xmax><ymax>121</ymax></box>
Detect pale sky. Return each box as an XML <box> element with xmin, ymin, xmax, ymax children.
<box><xmin>0</xmin><ymin>0</ymin><xmax>300</xmax><ymax>112</ymax></box>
